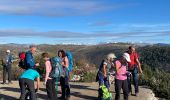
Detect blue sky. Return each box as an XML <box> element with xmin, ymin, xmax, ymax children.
<box><xmin>0</xmin><ymin>0</ymin><xmax>170</xmax><ymax>44</ymax></box>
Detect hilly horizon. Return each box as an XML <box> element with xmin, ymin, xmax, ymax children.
<box><xmin>0</xmin><ymin>43</ymin><xmax>170</xmax><ymax>72</ymax></box>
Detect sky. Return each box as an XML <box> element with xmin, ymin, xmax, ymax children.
<box><xmin>0</xmin><ymin>0</ymin><xmax>170</xmax><ymax>44</ymax></box>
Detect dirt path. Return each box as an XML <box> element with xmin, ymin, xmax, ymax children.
<box><xmin>0</xmin><ymin>81</ymin><xmax>158</xmax><ymax>100</ymax></box>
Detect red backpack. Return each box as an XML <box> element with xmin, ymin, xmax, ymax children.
<box><xmin>18</xmin><ymin>52</ymin><xmax>27</xmax><ymax>69</ymax></box>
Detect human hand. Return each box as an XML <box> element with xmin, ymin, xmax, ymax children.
<box><xmin>35</xmin><ymin>63</ymin><xmax>39</xmax><ymax>66</ymax></box>
<box><xmin>126</xmin><ymin>71</ymin><xmax>131</xmax><ymax>77</ymax></box>
<box><xmin>104</xmin><ymin>74</ymin><xmax>107</xmax><ymax>78</ymax></box>
<box><xmin>139</xmin><ymin>69</ymin><xmax>143</xmax><ymax>74</ymax></box>
<box><xmin>61</xmin><ymin>62</ymin><xmax>64</xmax><ymax>66</ymax></box>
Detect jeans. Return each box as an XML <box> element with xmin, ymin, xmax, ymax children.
<box><xmin>19</xmin><ymin>78</ymin><xmax>36</xmax><ymax>100</ymax></box>
<box><xmin>115</xmin><ymin>79</ymin><xmax>128</xmax><ymax>100</ymax></box>
<box><xmin>128</xmin><ymin>66</ymin><xmax>139</xmax><ymax>93</ymax></box>
<box><xmin>46</xmin><ymin>79</ymin><xmax>57</xmax><ymax>100</ymax></box>
<box><xmin>3</xmin><ymin>65</ymin><xmax>12</xmax><ymax>83</ymax></box>
<box><xmin>98</xmin><ymin>71</ymin><xmax>110</xmax><ymax>89</ymax></box>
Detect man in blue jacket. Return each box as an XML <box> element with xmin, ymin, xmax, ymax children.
<box><xmin>25</xmin><ymin>45</ymin><xmax>39</xmax><ymax>69</ymax></box>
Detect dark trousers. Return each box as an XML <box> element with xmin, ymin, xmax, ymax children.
<box><xmin>115</xmin><ymin>79</ymin><xmax>128</xmax><ymax>100</ymax></box>
<box><xmin>128</xmin><ymin>67</ymin><xmax>139</xmax><ymax>93</ymax></box>
<box><xmin>46</xmin><ymin>79</ymin><xmax>57</xmax><ymax>100</ymax></box>
<box><xmin>3</xmin><ymin>65</ymin><xmax>12</xmax><ymax>83</ymax></box>
<box><xmin>60</xmin><ymin>76</ymin><xmax>70</xmax><ymax>98</ymax></box>
<box><xmin>19</xmin><ymin>78</ymin><xmax>36</xmax><ymax>100</ymax></box>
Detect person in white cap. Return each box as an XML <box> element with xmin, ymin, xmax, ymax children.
<box><xmin>114</xmin><ymin>53</ymin><xmax>131</xmax><ymax>100</ymax></box>
<box><xmin>2</xmin><ymin>50</ymin><xmax>13</xmax><ymax>84</ymax></box>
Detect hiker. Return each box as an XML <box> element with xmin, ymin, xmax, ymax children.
<box><xmin>96</xmin><ymin>53</ymin><xmax>116</xmax><ymax>89</ymax></box>
<box><xmin>25</xmin><ymin>45</ymin><xmax>39</xmax><ymax>69</ymax></box>
<box><xmin>1</xmin><ymin>50</ymin><xmax>13</xmax><ymax>84</ymax></box>
<box><xmin>42</xmin><ymin>52</ymin><xmax>57</xmax><ymax>100</ymax></box>
<box><xmin>127</xmin><ymin>46</ymin><xmax>143</xmax><ymax>96</ymax></box>
<box><xmin>115</xmin><ymin>53</ymin><xmax>131</xmax><ymax>100</ymax></box>
<box><xmin>19</xmin><ymin>68</ymin><xmax>40</xmax><ymax>100</ymax></box>
<box><xmin>58</xmin><ymin>50</ymin><xmax>70</xmax><ymax>100</ymax></box>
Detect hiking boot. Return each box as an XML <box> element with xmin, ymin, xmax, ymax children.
<box><xmin>128</xmin><ymin>91</ymin><xmax>133</xmax><ymax>96</ymax></box>
<box><xmin>1</xmin><ymin>82</ymin><xmax>7</xmax><ymax>84</ymax></box>
<box><xmin>58</xmin><ymin>96</ymin><xmax>65</xmax><ymax>100</ymax></box>
<box><xmin>8</xmin><ymin>82</ymin><xmax>13</xmax><ymax>84</ymax></box>
<box><xmin>66</xmin><ymin>95</ymin><xmax>70</xmax><ymax>100</ymax></box>
<box><xmin>134</xmin><ymin>92</ymin><xmax>139</xmax><ymax>96</ymax></box>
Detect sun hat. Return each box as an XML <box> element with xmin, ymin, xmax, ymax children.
<box><xmin>123</xmin><ymin>53</ymin><xmax>131</xmax><ymax>62</ymax></box>
<box><xmin>107</xmin><ymin>53</ymin><xmax>117</xmax><ymax>59</ymax></box>
<box><xmin>6</xmin><ymin>50</ymin><xmax>10</xmax><ymax>53</ymax></box>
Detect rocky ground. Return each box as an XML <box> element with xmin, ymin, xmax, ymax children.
<box><xmin>0</xmin><ymin>81</ymin><xmax>161</xmax><ymax>100</ymax></box>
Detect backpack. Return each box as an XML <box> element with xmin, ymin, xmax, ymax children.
<box><xmin>98</xmin><ymin>85</ymin><xmax>112</xmax><ymax>100</ymax></box>
<box><xmin>65</xmin><ymin>51</ymin><xmax>73</xmax><ymax>72</ymax></box>
<box><xmin>18</xmin><ymin>52</ymin><xmax>27</xmax><ymax>69</ymax></box>
<box><xmin>49</xmin><ymin>57</ymin><xmax>63</xmax><ymax>78</ymax></box>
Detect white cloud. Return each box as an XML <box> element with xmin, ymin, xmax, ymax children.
<box><xmin>0</xmin><ymin>28</ymin><xmax>169</xmax><ymax>39</ymax></box>
<box><xmin>0</xmin><ymin>0</ymin><xmax>128</xmax><ymax>17</ymax></box>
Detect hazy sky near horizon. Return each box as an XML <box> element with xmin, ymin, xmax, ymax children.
<box><xmin>0</xmin><ymin>0</ymin><xmax>170</xmax><ymax>44</ymax></box>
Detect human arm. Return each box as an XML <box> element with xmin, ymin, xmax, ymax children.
<box><xmin>136</xmin><ymin>58</ymin><xmax>143</xmax><ymax>74</ymax></box>
<box><xmin>103</xmin><ymin>64</ymin><xmax>107</xmax><ymax>78</ymax></box>
<box><xmin>62</xmin><ymin>57</ymin><xmax>69</xmax><ymax>68</ymax></box>
<box><xmin>111</xmin><ymin>62</ymin><xmax>115</xmax><ymax>68</ymax></box>
<box><xmin>134</xmin><ymin>53</ymin><xmax>142</xmax><ymax>74</ymax></box>
<box><xmin>115</xmin><ymin>61</ymin><xmax>122</xmax><ymax>74</ymax></box>
<box><xmin>44</xmin><ymin>61</ymin><xmax>51</xmax><ymax>84</ymax></box>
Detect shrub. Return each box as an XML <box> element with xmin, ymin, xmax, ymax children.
<box><xmin>83</xmin><ymin>71</ymin><xmax>97</xmax><ymax>82</ymax></box>
<box><xmin>139</xmin><ymin>64</ymin><xmax>170</xmax><ymax>99</ymax></box>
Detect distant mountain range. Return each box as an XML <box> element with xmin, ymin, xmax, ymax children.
<box><xmin>1</xmin><ymin>42</ymin><xmax>169</xmax><ymax>46</ymax></box>
<box><xmin>155</xmin><ymin>43</ymin><xmax>170</xmax><ymax>46</ymax></box>
<box><xmin>0</xmin><ymin>42</ymin><xmax>170</xmax><ymax>72</ymax></box>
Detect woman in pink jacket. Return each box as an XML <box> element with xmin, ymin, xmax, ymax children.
<box><xmin>42</xmin><ymin>53</ymin><xmax>57</xmax><ymax>100</ymax></box>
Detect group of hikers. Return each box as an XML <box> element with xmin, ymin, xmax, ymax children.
<box><xmin>96</xmin><ymin>46</ymin><xmax>143</xmax><ymax>100</ymax></box>
<box><xmin>19</xmin><ymin>45</ymin><xmax>72</xmax><ymax>100</ymax></box>
<box><xmin>1</xmin><ymin>45</ymin><xmax>72</xmax><ymax>100</ymax></box>
<box><xmin>1</xmin><ymin>44</ymin><xmax>143</xmax><ymax>100</ymax></box>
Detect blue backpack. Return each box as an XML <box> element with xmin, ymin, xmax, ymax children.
<box><xmin>49</xmin><ymin>57</ymin><xmax>63</xmax><ymax>78</ymax></box>
<box><xmin>66</xmin><ymin>51</ymin><xmax>73</xmax><ymax>72</ymax></box>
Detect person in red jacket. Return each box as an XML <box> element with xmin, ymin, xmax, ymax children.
<box><xmin>127</xmin><ymin>46</ymin><xmax>143</xmax><ymax>96</ymax></box>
